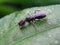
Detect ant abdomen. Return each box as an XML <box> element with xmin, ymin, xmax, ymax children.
<box><xmin>34</xmin><ymin>10</ymin><xmax>46</xmax><ymax>19</ymax></box>
<box><xmin>35</xmin><ymin>15</ymin><xmax>46</xmax><ymax>19</ymax></box>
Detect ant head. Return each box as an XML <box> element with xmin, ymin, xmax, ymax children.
<box><xmin>18</xmin><ymin>20</ymin><xmax>25</xmax><ymax>26</ymax></box>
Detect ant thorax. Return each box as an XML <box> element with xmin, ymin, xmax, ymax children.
<box><xmin>34</xmin><ymin>10</ymin><xmax>46</xmax><ymax>19</ymax></box>
<box><xmin>25</xmin><ymin>17</ymin><xmax>35</xmax><ymax>22</ymax></box>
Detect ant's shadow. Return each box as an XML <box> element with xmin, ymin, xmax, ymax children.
<box><xmin>20</xmin><ymin>18</ymin><xmax>47</xmax><ymax>30</ymax></box>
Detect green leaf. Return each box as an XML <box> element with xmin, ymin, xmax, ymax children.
<box><xmin>1</xmin><ymin>0</ymin><xmax>60</xmax><ymax>18</ymax></box>
<box><xmin>0</xmin><ymin>5</ymin><xmax>17</xmax><ymax>18</ymax></box>
<box><xmin>1</xmin><ymin>0</ymin><xmax>60</xmax><ymax>7</ymax></box>
<box><xmin>0</xmin><ymin>5</ymin><xmax>60</xmax><ymax>45</ymax></box>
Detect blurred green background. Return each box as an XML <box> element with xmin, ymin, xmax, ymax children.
<box><xmin>0</xmin><ymin>0</ymin><xmax>60</xmax><ymax>18</ymax></box>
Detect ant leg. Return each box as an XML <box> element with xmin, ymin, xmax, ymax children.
<box><xmin>39</xmin><ymin>18</ymin><xmax>45</xmax><ymax>22</ymax></box>
<box><xmin>17</xmin><ymin>23</ymin><xmax>22</xmax><ymax>29</ymax></box>
<box><xmin>36</xmin><ymin>19</ymin><xmax>43</xmax><ymax>22</ymax></box>
<box><xmin>19</xmin><ymin>26</ymin><xmax>23</xmax><ymax>29</ymax></box>
<box><xmin>30</xmin><ymin>21</ymin><xmax>38</xmax><ymax>32</ymax></box>
<box><xmin>31</xmin><ymin>18</ymin><xmax>35</xmax><ymax>22</ymax></box>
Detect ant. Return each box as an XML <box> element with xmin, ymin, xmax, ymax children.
<box><xmin>18</xmin><ymin>10</ymin><xmax>46</xmax><ymax>28</ymax></box>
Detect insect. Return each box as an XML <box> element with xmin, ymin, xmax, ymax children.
<box><xmin>18</xmin><ymin>10</ymin><xmax>46</xmax><ymax>27</ymax></box>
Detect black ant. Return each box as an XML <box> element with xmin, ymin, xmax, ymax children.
<box><xmin>18</xmin><ymin>10</ymin><xmax>46</xmax><ymax>28</ymax></box>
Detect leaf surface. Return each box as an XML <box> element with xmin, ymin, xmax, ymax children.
<box><xmin>0</xmin><ymin>5</ymin><xmax>60</xmax><ymax>45</ymax></box>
